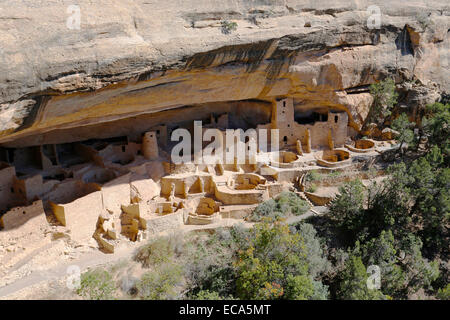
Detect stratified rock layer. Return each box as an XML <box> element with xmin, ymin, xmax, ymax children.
<box><xmin>0</xmin><ymin>0</ymin><xmax>448</xmax><ymax>147</ymax></box>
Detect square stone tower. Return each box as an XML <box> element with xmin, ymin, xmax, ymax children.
<box><xmin>272</xmin><ymin>97</ymin><xmax>296</xmax><ymax>146</ymax></box>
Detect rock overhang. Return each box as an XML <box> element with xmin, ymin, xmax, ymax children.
<box><xmin>0</xmin><ymin>0</ymin><xmax>448</xmax><ymax>147</ymax></box>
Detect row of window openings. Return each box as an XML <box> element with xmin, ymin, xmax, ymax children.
<box><xmin>280</xmin><ymin>100</ymin><xmax>339</xmax><ymax>124</ymax></box>
<box><xmin>281</xmin><ymin>113</ymin><xmax>340</xmax><ymax>124</ymax></box>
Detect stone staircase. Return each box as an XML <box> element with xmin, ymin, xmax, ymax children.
<box><xmin>294</xmin><ymin>190</ymin><xmax>323</xmax><ymax>215</ymax></box>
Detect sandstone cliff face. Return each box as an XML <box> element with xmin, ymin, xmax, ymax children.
<box><xmin>0</xmin><ymin>0</ymin><xmax>448</xmax><ymax>147</ymax></box>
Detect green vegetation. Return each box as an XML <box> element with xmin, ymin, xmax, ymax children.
<box><xmin>305</xmin><ymin>170</ymin><xmax>344</xmax><ymax>184</ymax></box>
<box><xmin>305</xmin><ymin>171</ymin><xmax>323</xmax><ymax>182</ymax></box>
<box><xmin>392</xmin><ymin>113</ymin><xmax>416</xmax><ymax>154</ymax></box>
<box><xmin>249</xmin><ymin>191</ymin><xmax>309</xmax><ymax>221</ymax></box>
<box><xmin>437</xmin><ymin>284</ymin><xmax>450</xmax><ymax>300</ymax></box>
<box><xmin>369</xmin><ymin>78</ymin><xmax>398</xmax><ymax>125</ymax></box>
<box><xmin>221</xmin><ymin>20</ymin><xmax>237</xmax><ymax>34</ymax></box>
<box><xmin>338</xmin><ymin>255</ymin><xmax>386</xmax><ymax>300</ymax></box>
<box><xmin>137</xmin><ymin>264</ymin><xmax>184</xmax><ymax>300</ymax></box>
<box><xmin>76</xmin><ymin>268</ymin><xmax>116</xmax><ymax>300</ymax></box>
<box><xmin>134</xmin><ymin>234</ymin><xmax>183</xmax><ymax>267</ymax></box>
<box><xmin>75</xmin><ymin>219</ymin><xmax>329</xmax><ymax>300</ymax></box>
<box><xmin>72</xmin><ymin>103</ymin><xmax>448</xmax><ymax>301</ymax></box>
<box><xmin>328</xmin><ymin>171</ymin><xmax>342</xmax><ymax>178</ymax></box>
<box><xmin>421</xmin><ymin>102</ymin><xmax>449</xmax><ymax>163</ymax></box>
<box><xmin>329</xmin><ymin>179</ymin><xmax>365</xmax><ymax>234</ymax></box>
<box><xmin>325</xmin><ymin>103</ymin><xmax>449</xmax><ymax>299</ymax></box>
<box><xmin>234</xmin><ymin>221</ymin><xmax>326</xmax><ymax>299</ymax></box>
<box><xmin>306</xmin><ymin>184</ymin><xmax>318</xmax><ymax>193</ymax></box>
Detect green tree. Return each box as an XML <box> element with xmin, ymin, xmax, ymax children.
<box><xmin>422</xmin><ymin>102</ymin><xmax>449</xmax><ymax>163</ymax></box>
<box><xmin>329</xmin><ymin>180</ymin><xmax>365</xmax><ymax>235</ymax></box>
<box><xmin>392</xmin><ymin>113</ymin><xmax>416</xmax><ymax>154</ymax></box>
<box><xmin>358</xmin><ymin>231</ymin><xmax>406</xmax><ymax>297</ymax></box>
<box><xmin>422</xmin><ymin>103</ymin><xmax>450</xmax><ymax>167</ymax></box>
<box><xmin>184</xmin><ymin>230</ymin><xmax>236</xmax><ymax>298</ymax></box>
<box><xmin>407</xmin><ymin>154</ymin><xmax>449</xmax><ymax>254</ymax></box>
<box><xmin>296</xmin><ymin>223</ymin><xmax>331</xmax><ymax>277</ymax></box>
<box><xmin>365</xmin><ymin>163</ymin><xmax>413</xmax><ymax>239</ymax></box>
<box><xmin>234</xmin><ymin>220</ymin><xmax>327</xmax><ymax>300</ymax></box>
<box><xmin>397</xmin><ymin>235</ymin><xmax>440</xmax><ymax>294</ymax></box>
<box><xmin>369</xmin><ymin>78</ymin><xmax>398</xmax><ymax>125</ymax></box>
<box><xmin>338</xmin><ymin>255</ymin><xmax>385</xmax><ymax>300</ymax></box>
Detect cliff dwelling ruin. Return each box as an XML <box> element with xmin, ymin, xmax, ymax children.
<box><xmin>0</xmin><ymin>96</ymin><xmax>397</xmax><ymax>254</ymax></box>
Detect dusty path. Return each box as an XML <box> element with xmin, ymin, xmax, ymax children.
<box><xmin>0</xmin><ymin>208</ymin><xmax>327</xmax><ymax>299</ymax></box>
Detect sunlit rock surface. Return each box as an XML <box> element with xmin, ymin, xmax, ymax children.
<box><xmin>0</xmin><ymin>0</ymin><xmax>448</xmax><ymax>147</ymax></box>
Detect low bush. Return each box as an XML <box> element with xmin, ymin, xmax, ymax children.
<box><xmin>221</xmin><ymin>20</ymin><xmax>237</xmax><ymax>34</ymax></box>
<box><xmin>277</xmin><ymin>192</ymin><xmax>310</xmax><ymax>215</ymax></box>
<box><xmin>137</xmin><ymin>263</ymin><xmax>184</xmax><ymax>300</ymax></box>
<box><xmin>249</xmin><ymin>192</ymin><xmax>309</xmax><ymax>221</ymax></box>
<box><xmin>305</xmin><ymin>171</ymin><xmax>323</xmax><ymax>182</ymax></box>
<box><xmin>76</xmin><ymin>268</ymin><xmax>116</xmax><ymax>300</ymax></box>
<box><xmin>134</xmin><ymin>234</ymin><xmax>184</xmax><ymax>267</ymax></box>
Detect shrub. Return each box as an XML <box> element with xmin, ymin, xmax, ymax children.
<box><xmin>134</xmin><ymin>234</ymin><xmax>184</xmax><ymax>267</ymax></box>
<box><xmin>76</xmin><ymin>268</ymin><xmax>116</xmax><ymax>300</ymax></box>
<box><xmin>328</xmin><ymin>171</ymin><xmax>342</xmax><ymax>178</ymax></box>
<box><xmin>437</xmin><ymin>284</ymin><xmax>450</xmax><ymax>300</ymax></box>
<box><xmin>296</xmin><ymin>223</ymin><xmax>331</xmax><ymax>277</ymax></box>
<box><xmin>392</xmin><ymin>113</ymin><xmax>416</xmax><ymax>152</ymax></box>
<box><xmin>221</xmin><ymin>20</ymin><xmax>237</xmax><ymax>34</ymax></box>
<box><xmin>249</xmin><ymin>192</ymin><xmax>309</xmax><ymax>221</ymax></box>
<box><xmin>249</xmin><ymin>199</ymin><xmax>280</xmax><ymax>222</ymax></box>
<box><xmin>305</xmin><ymin>171</ymin><xmax>323</xmax><ymax>182</ymax></box>
<box><xmin>337</xmin><ymin>255</ymin><xmax>385</xmax><ymax>300</ymax></box>
<box><xmin>234</xmin><ymin>221</ymin><xmax>326</xmax><ymax>300</ymax></box>
<box><xmin>329</xmin><ymin>179</ymin><xmax>365</xmax><ymax>234</ymax></box>
<box><xmin>137</xmin><ymin>264</ymin><xmax>184</xmax><ymax>300</ymax></box>
<box><xmin>306</xmin><ymin>184</ymin><xmax>317</xmax><ymax>193</ymax></box>
<box><xmin>193</xmin><ymin>290</ymin><xmax>224</xmax><ymax>300</ymax></box>
<box><xmin>184</xmin><ymin>232</ymin><xmax>236</xmax><ymax>297</ymax></box>
<box><xmin>369</xmin><ymin>78</ymin><xmax>398</xmax><ymax>125</ymax></box>
<box><xmin>277</xmin><ymin>192</ymin><xmax>309</xmax><ymax>215</ymax></box>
